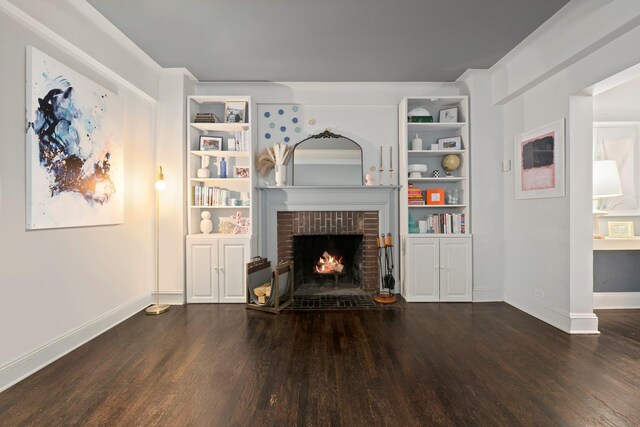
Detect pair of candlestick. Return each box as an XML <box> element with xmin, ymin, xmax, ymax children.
<box><xmin>379</xmin><ymin>146</ymin><xmax>394</xmax><ymax>186</ymax></box>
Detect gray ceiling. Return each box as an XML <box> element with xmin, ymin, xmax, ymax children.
<box><xmin>88</xmin><ymin>0</ymin><xmax>569</xmax><ymax>82</ymax></box>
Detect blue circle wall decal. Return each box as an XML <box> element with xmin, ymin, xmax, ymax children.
<box><xmin>264</xmin><ymin>112</ymin><xmax>271</xmax><ymax>118</ymax></box>
<box><xmin>295</xmin><ymin>127</ymin><xmax>301</xmax><ymax>133</ymax></box>
<box><xmin>265</xmin><ymin>133</ymin><xmax>271</xmax><ymax>139</ymax></box>
<box><xmin>292</xmin><ymin>117</ymin><xmax>299</xmax><ymax>123</ymax></box>
<box><xmin>284</xmin><ymin>136</ymin><xmax>290</xmax><ymax>142</ymax></box>
<box><xmin>292</xmin><ymin>106</ymin><xmax>299</xmax><ymax>112</ymax></box>
<box><xmin>280</xmin><ymin>126</ymin><xmax>286</xmax><ymax>132</ymax></box>
<box><xmin>278</xmin><ymin>109</ymin><xmax>284</xmax><ymax>115</ymax></box>
<box><xmin>269</xmin><ymin>122</ymin><xmax>275</xmax><ymax>129</ymax></box>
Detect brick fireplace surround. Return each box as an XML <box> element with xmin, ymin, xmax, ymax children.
<box><xmin>277</xmin><ymin>211</ymin><xmax>380</xmax><ymax>292</ymax></box>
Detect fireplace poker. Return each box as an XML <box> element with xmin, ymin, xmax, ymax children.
<box><xmin>384</xmin><ymin>233</ymin><xmax>395</xmax><ymax>295</ymax></box>
<box><xmin>377</xmin><ymin>235</ymin><xmax>384</xmax><ymax>292</ymax></box>
<box><xmin>374</xmin><ymin>233</ymin><xmax>397</xmax><ymax>304</ymax></box>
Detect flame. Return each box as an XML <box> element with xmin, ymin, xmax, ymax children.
<box><xmin>315</xmin><ymin>252</ymin><xmax>343</xmax><ymax>274</ymax></box>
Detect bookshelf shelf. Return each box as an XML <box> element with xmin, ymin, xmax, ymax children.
<box><xmin>190</xmin><ymin>205</ymin><xmax>250</xmax><ymax>209</ymax></box>
<box><xmin>190</xmin><ymin>122</ymin><xmax>249</xmax><ymax>132</ymax></box>
<box><xmin>190</xmin><ymin>150</ymin><xmax>250</xmax><ymax>158</ymax></box>
<box><xmin>408</xmin><ymin>150</ymin><xmax>466</xmax><ymax>157</ymax></box>
<box><xmin>408</xmin><ymin>204</ymin><xmax>467</xmax><ymax>208</ymax></box>
<box><xmin>408</xmin><ymin>177</ymin><xmax>465</xmax><ymax>183</ymax></box>
<box><xmin>408</xmin><ymin>122</ymin><xmax>466</xmax><ymax>131</ymax></box>
<box><xmin>190</xmin><ymin>178</ymin><xmax>250</xmax><ymax>183</ymax></box>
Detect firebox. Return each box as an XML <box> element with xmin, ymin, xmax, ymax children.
<box><xmin>293</xmin><ymin>235</ymin><xmax>364</xmax><ymax>292</ymax></box>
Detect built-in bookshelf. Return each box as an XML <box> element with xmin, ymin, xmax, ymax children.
<box><xmin>399</xmin><ymin>96</ymin><xmax>471</xmax><ymax>237</ymax></box>
<box><xmin>399</xmin><ymin>96</ymin><xmax>472</xmax><ymax>302</ymax></box>
<box><xmin>186</xmin><ymin>96</ymin><xmax>255</xmax><ymax>238</ymax></box>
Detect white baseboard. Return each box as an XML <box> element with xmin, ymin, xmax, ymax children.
<box><xmin>0</xmin><ymin>292</ymin><xmax>153</xmax><ymax>393</ymax></box>
<box><xmin>156</xmin><ymin>289</ymin><xmax>185</xmax><ymax>305</ymax></box>
<box><xmin>473</xmin><ymin>289</ymin><xmax>504</xmax><ymax>302</ymax></box>
<box><xmin>594</xmin><ymin>292</ymin><xmax>640</xmax><ymax>309</ymax></box>
<box><xmin>506</xmin><ymin>297</ymin><xmax>599</xmax><ymax>334</ymax></box>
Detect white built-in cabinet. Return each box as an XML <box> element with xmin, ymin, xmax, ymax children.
<box><xmin>404</xmin><ymin>237</ymin><xmax>472</xmax><ymax>302</ymax></box>
<box><xmin>185</xmin><ymin>96</ymin><xmax>255</xmax><ymax>303</ymax></box>
<box><xmin>187</xmin><ymin>238</ymin><xmax>250</xmax><ymax>303</ymax></box>
<box><xmin>399</xmin><ymin>96</ymin><xmax>473</xmax><ymax>302</ymax></box>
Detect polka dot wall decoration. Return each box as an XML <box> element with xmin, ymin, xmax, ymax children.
<box><xmin>257</xmin><ymin>104</ymin><xmax>306</xmax><ymax>149</ymax></box>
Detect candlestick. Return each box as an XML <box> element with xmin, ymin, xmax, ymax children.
<box><xmin>389</xmin><ymin>146</ymin><xmax>394</xmax><ymax>186</ymax></box>
<box><xmin>379</xmin><ymin>146</ymin><xmax>383</xmax><ymax>169</ymax></box>
<box><xmin>379</xmin><ymin>146</ymin><xmax>384</xmax><ymax>186</ymax></box>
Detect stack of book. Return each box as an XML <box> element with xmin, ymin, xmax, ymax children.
<box><xmin>408</xmin><ymin>185</ymin><xmax>424</xmax><ymax>206</ymax></box>
<box><xmin>425</xmin><ymin>213</ymin><xmax>465</xmax><ymax>234</ymax></box>
<box><xmin>193</xmin><ymin>186</ymin><xmax>230</xmax><ymax>207</ymax></box>
<box><xmin>194</xmin><ymin>113</ymin><xmax>219</xmax><ymax>123</ymax></box>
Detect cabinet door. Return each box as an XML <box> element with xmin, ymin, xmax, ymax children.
<box><xmin>405</xmin><ymin>238</ymin><xmax>440</xmax><ymax>302</ymax></box>
<box><xmin>439</xmin><ymin>238</ymin><xmax>472</xmax><ymax>302</ymax></box>
<box><xmin>218</xmin><ymin>238</ymin><xmax>250</xmax><ymax>303</ymax></box>
<box><xmin>186</xmin><ymin>239</ymin><xmax>219</xmax><ymax>303</ymax></box>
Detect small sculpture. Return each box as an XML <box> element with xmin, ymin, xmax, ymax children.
<box><xmin>366</xmin><ymin>166</ymin><xmax>376</xmax><ymax>186</ymax></box>
<box><xmin>200</xmin><ymin>211</ymin><xmax>213</xmax><ymax>234</ymax></box>
<box><xmin>432</xmin><ymin>170</ymin><xmax>441</xmax><ymax>178</ymax></box>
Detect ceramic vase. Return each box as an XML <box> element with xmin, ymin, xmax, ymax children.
<box><xmin>275</xmin><ymin>164</ymin><xmax>286</xmax><ymax>186</ymax></box>
<box><xmin>200</xmin><ymin>211</ymin><xmax>213</xmax><ymax>234</ymax></box>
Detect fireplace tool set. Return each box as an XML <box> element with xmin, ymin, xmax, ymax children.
<box><xmin>374</xmin><ymin>233</ymin><xmax>397</xmax><ymax>304</ymax></box>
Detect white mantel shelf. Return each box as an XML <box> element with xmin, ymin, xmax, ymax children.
<box><xmin>257</xmin><ymin>185</ymin><xmax>401</xmax><ymax>190</ymax></box>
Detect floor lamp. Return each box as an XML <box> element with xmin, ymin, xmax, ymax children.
<box><xmin>146</xmin><ymin>166</ymin><xmax>170</xmax><ymax>315</ymax></box>
<box><xmin>593</xmin><ymin>160</ymin><xmax>623</xmax><ymax>239</ymax></box>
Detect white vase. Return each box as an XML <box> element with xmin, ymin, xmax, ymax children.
<box><xmin>200</xmin><ymin>211</ymin><xmax>213</xmax><ymax>234</ymax></box>
<box><xmin>275</xmin><ymin>164</ymin><xmax>286</xmax><ymax>186</ymax></box>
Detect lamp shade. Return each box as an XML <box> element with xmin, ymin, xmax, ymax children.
<box><xmin>593</xmin><ymin>160</ymin><xmax>622</xmax><ymax>199</ymax></box>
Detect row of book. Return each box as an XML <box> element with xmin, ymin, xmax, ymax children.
<box><xmin>408</xmin><ymin>185</ymin><xmax>424</xmax><ymax>205</ymax></box>
<box><xmin>424</xmin><ymin>213</ymin><xmax>466</xmax><ymax>234</ymax></box>
<box><xmin>193</xmin><ymin>186</ymin><xmax>231</xmax><ymax>207</ymax></box>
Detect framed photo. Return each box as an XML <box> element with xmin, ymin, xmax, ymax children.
<box><xmin>439</xmin><ymin>107</ymin><xmax>458</xmax><ymax>123</ymax></box>
<box><xmin>200</xmin><ymin>135</ymin><xmax>222</xmax><ymax>151</ymax></box>
<box><xmin>225</xmin><ymin>101</ymin><xmax>247</xmax><ymax>123</ymax></box>
<box><xmin>514</xmin><ymin>119</ymin><xmax>565</xmax><ymax>200</ymax></box>
<box><xmin>426</xmin><ymin>189</ymin><xmax>445</xmax><ymax>205</ymax></box>
<box><xmin>607</xmin><ymin>221</ymin><xmax>634</xmax><ymax>238</ymax></box>
<box><xmin>593</xmin><ymin>122</ymin><xmax>640</xmax><ymax>215</ymax></box>
<box><xmin>234</xmin><ymin>166</ymin><xmax>250</xmax><ymax>178</ymax></box>
<box><xmin>438</xmin><ymin>136</ymin><xmax>462</xmax><ymax>150</ymax></box>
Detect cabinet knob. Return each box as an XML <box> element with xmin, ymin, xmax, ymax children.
<box><xmin>219</xmin><ymin>267</ymin><xmax>224</xmax><ymax>273</ymax></box>
<box><xmin>213</xmin><ymin>267</ymin><xmax>219</xmax><ymax>271</ymax></box>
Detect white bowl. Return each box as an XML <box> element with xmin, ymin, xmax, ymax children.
<box><xmin>408</xmin><ymin>107</ymin><xmax>431</xmax><ymax>118</ymax></box>
<box><xmin>408</xmin><ymin>164</ymin><xmax>427</xmax><ymax>178</ymax></box>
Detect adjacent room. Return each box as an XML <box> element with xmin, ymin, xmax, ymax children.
<box><xmin>1</xmin><ymin>0</ymin><xmax>639</xmax><ymax>425</ymax></box>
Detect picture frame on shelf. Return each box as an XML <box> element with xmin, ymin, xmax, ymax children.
<box><xmin>225</xmin><ymin>101</ymin><xmax>247</xmax><ymax>123</ymax></box>
<box><xmin>439</xmin><ymin>107</ymin><xmax>458</xmax><ymax>123</ymax></box>
<box><xmin>438</xmin><ymin>136</ymin><xmax>462</xmax><ymax>150</ymax></box>
<box><xmin>426</xmin><ymin>189</ymin><xmax>445</xmax><ymax>205</ymax></box>
<box><xmin>514</xmin><ymin>119</ymin><xmax>565</xmax><ymax>200</ymax></box>
<box><xmin>200</xmin><ymin>135</ymin><xmax>223</xmax><ymax>151</ymax></box>
<box><xmin>234</xmin><ymin>166</ymin><xmax>250</xmax><ymax>178</ymax></box>
<box><xmin>607</xmin><ymin>221</ymin><xmax>634</xmax><ymax>238</ymax></box>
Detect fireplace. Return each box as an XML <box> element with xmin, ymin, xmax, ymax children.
<box><xmin>277</xmin><ymin>211</ymin><xmax>379</xmax><ymax>293</ymax></box>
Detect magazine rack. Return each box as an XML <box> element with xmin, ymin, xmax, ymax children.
<box><xmin>246</xmin><ymin>257</ymin><xmax>294</xmax><ymax>314</ymax></box>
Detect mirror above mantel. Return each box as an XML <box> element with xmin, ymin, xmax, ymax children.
<box><xmin>292</xmin><ymin>130</ymin><xmax>364</xmax><ymax>186</ymax></box>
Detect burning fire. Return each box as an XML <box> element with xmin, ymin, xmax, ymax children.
<box><xmin>315</xmin><ymin>251</ymin><xmax>344</xmax><ymax>274</ymax></box>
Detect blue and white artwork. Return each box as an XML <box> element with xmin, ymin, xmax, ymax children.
<box><xmin>257</xmin><ymin>104</ymin><xmax>305</xmax><ymax>148</ymax></box>
<box><xmin>26</xmin><ymin>46</ymin><xmax>123</xmax><ymax>229</ymax></box>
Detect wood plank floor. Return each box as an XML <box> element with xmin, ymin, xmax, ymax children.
<box><xmin>1</xmin><ymin>303</ymin><xmax>639</xmax><ymax>426</ymax></box>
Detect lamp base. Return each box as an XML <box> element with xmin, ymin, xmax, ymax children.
<box><xmin>145</xmin><ymin>304</ymin><xmax>170</xmax><ymax>315</ymax></box>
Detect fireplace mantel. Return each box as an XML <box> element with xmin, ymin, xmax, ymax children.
<box><xmin>258</xmin><ymin>185</ymin><xmax>399</xmax><ymax>291</ymax></box>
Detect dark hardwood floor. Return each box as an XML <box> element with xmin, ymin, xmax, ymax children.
<box><xmin>1</xmin><ymin>303</ymin><xmax>639</xmax><ymax>426</ymax></box>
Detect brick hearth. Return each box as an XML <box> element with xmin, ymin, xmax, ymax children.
<box><xmin>277</xmin><ymin>211</ymin><xmax>379</xmax><ymax>292</ymax></box>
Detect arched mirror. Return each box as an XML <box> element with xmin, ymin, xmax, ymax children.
<box><xmin>292</xmin><ymin>130</ymin><xmax>363</xmax><ymax>186</ymax></box>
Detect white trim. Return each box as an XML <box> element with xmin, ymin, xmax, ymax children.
<box><xmin>569</xmin><ymin>312</ymin><xmax>600</xmax><ymax>334</ymax></box>
<box><xmin>0</xmin><ymin>292</ymin><xmax>153</xmax><ymax>393</ymax></box>
<box><xmin>594</xmin><ymin>292</ymin><xmax>640</xmax><ymax>309</ymax></box>
<box><xmin>163</xmin><ymin>67</ymin><xmax>198</xmax><ymax>82</ymax></box>
<box><xmin>0</xmin><ymin>0</ymin><xmax>159</xmax><ymax>103</ymax></box>
<box><xmin>472</xmin><ymin>289</ymin><xmax>504</xmax><ymax>302</ymax></box>
<box><xmin>156</xmin><ymin>290</ymin><xmax>186</xmax><ymax>305</ymax></box>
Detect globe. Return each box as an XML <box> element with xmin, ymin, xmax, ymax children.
<box><xmin>442</xmin><ymin>154</ymin><xmax>461</xmax><ymax>172</ymax></box>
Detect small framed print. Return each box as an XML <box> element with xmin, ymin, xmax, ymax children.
<box><xmin>426</xmin><ymin>189</ymin><xmax>445</xmax><ymax>205</ymax></box>
<box><xmin>607</xmin><ymin>221</ymin><xmax>634</xmax><ymax>238</ymax></box>
<box><xmin>439</xmin><ymin>107</ymin><xmax>458</xmax><ymax>123</ymax></box>
<box><xmin>200</xmin><ymin>135</ymin><xmax>223</xmax><ymax>151</ymax></box>
<box><xmin>234</xmin><ymin>166</ymin><xmax>250</xmax><ymax>178</ymax></box>
<box><xmin>224</xmin><ymin>101</ymin><xmax>247</xmax><ymax>123</ymax></box>
<box><xmin>438</xmin><ymin>136</ymin><xmax>462</xmax><ymax>150</ymax></box>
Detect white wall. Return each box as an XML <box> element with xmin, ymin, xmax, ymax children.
<box><xmin>494</xmin><ymin>0</ymin><xmax>640</xmax><ymax>333</ymax></box>
<box><xmin>0</xmin><ymin>1</ymin><xmax>160</xmax><ymax>390</ymax></box>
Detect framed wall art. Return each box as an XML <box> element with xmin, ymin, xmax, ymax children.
<box><xmin>514</xmin><ymin>119</ymin><xmax>565</xmax><ymax>200</ymax></box>
<box><xmin>25</xmin><ymin>46</ymin><xmax>123</xmax><ymax>229</ymax></box>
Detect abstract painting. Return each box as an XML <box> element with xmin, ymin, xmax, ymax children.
<box><xmin>26</xmin><ymin>46</ymin><xmax>123</xmax><ymax>229</ymax></box>
<box><xmin>593</xmin><ymin>123</ymin><xmax>640</xmax><ymax>214</ymax></box>
<box><xmin>514</xmin><ymin>119</ymin><xmax>565</xmax><ymax>200</ymax></box>
<box><xmin>257</xmin><ymin>104</ymin><xmax>305</xmax><ymax>148</ymax></box>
